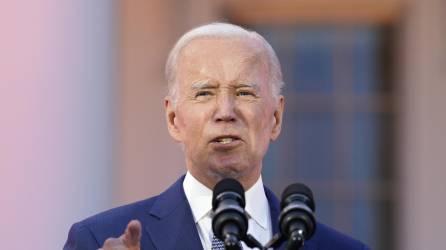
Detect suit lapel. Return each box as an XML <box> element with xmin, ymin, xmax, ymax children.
<box><xmin>144</xmin><ymin>177</ymin><xmax>316</xmax><ymax>250</ymax></box>
<box><xmin>144</xmin><ymin>176</ymin><xmax>202</xmax><ymax>250</ymax></box>
<box><xmin>265</xmin><ymin>187</ymin><xmax>286</xmax><ymax>250</ymax></box>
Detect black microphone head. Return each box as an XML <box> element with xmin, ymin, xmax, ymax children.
<box><xmin>279</xmin><ymin>182</ymin><xmax>317</xmax><ymax>247</ymax></box>
<box><xmin>281</xmin><ymin>183</ymin><xmax>315</xmax><ymax>211</ymax></box>
<box><xmin>211</xmin><ymin>178</ymin><xmax>248</xmax><ymax>244</ymax></box>
<box><xmin>212</xmin><ymin>178</ymin><xmax>245</xmax><ymax>210</ymax></box>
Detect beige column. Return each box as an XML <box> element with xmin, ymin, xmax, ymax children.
<box><xmin>0</xmin><ymin>1</ymin><xmax>115</xmax><ymax>249</ymax></box>
<box><xmin>397</xmin><ymin>0</ymin><xmax>446</xmax><ymax>249</ymax></box>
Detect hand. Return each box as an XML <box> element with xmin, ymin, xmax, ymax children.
<box><xmin>98</xmin><ymin>220</ymin><xmax>141</xmax><ymax>250</ymax></box>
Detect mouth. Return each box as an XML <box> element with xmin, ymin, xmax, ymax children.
<box><xmin>210</xmin><ymin>135</ymin><xmax>242</xmax><ymax>147</ymax></box>
<box><xmin>211</xmin><ymin>135</ymin><xmax>241</xmax><ymax>143</ymax></box>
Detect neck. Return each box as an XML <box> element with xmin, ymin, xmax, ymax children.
<box><xmin>187</xmin><ymin>167</ymin><xmax>261</xmax><ymax>191</ymax></box>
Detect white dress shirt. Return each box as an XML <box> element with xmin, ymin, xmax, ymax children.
<box><xmin>183</xmin><ymin>172</ymin><xmax>272</xmax><ymax>250</ymax></box>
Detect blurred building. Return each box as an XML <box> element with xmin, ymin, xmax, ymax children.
<box><xmin>1</xmin><ymin>0</ymin><xmax>445</xmax><ymax>249</ymax></box>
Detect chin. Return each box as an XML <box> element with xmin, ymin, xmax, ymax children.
<box><xmin>207</xmin><ymin>162</ymin><xmax>248</xmax><ymax>182</ymax></box>
<box><xmin>200</xmin><ymin>153</ymin><xmax>257</xmax><ymax>182</ymax></box>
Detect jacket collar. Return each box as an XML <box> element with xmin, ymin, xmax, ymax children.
<box><xmin>145</xmin><ymin>175</ymin><xmax>290</xmax><ymax>250</ymax></box>
<box><xmin>145</xmin><ymin>176</ymin><xmax>202</xmax><ymax>249</ymax></box>
<box><xmin>264</xmin><ymin>186</ymin><xmax>286</xmax><ymax>250</ymax></box>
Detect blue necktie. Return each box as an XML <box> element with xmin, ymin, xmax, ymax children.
<box><xmin>211</xmin><ymin>235</ymin><xmax>244</xmax><ymax>250</ymax></box>
<box><xmin>211</xmin><ymin>235</ymin><xmax>226</xmax><ymax>250</ymax></box>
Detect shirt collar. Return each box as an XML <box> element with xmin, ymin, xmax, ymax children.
<box><xmin>245</xmin><ymin>176</ymin><xmax>269</xmax><ymax>229</ymax></box>
<box><xmin>183</xmin><ymin>172</ymin><xmax>213</xmax><ymax>223</ymax></box>
<box><xmin>183</xmin><ymin>171</ymin><xmax>269</xmax><ymax>229</ymax></box>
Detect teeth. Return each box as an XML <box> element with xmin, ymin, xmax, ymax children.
<box><xmin>218</xmin><ymin>138</ymin><xmax>234</xmax><ymax>144</ymax></box>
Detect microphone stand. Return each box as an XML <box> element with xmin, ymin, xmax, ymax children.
<box><xmin>264</xmin><ymin>232</ymin><xmax>306</xmax><ymax>250</ymax></box>
<box><xmin>264</xmin><ymin>233</ymin><xmax>284</xmax><ymax>249</ymax></box>
<box><xmin>223</xmin><ymin>233</ymin><xmax>242</xmax><ymax>250</ymax></box>
<box><xmin>242</xmin><ymin>233</ymin><xmax>265</xmax><ymax>250</ymax></box>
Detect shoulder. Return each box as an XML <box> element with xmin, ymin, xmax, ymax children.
<box><xmin>81</xmin><ymin>195</ymin><xmax>158</xmax><ymax>235</ymax></box>
<box><xmin>64</xmin><ymin>196</ymin><xmax>159</xmax><ymax>249</ymax></box>
<box><xmin>263</xmin><ymin>186</ymin><xmax>368</xmax><ymax>250</ymax></box>
<box><xmin>307</xmin><ymin>222</ymin><xmax>370</xmax><ymax>250</ymax></box>
<box><xmin>64</xmin><ymin>176</ymin><xmax>187</xmax><ymax>249</ymax></box>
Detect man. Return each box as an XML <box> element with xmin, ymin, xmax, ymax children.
<box><xmin>64</xmin><ymin>23</ymin><xmax>369</xmax><ymax>250</ymax></box>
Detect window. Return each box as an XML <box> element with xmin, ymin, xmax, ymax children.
<box><xmin>258</xmin><ymin>25</ymin><xmax>395</xmax><ymax>249</ymax></box>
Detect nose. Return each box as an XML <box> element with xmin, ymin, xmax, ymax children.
<box><xmin>214</xmin><ymin>93</ymin><xmax>237</xmax><ymax>123</ymax></box>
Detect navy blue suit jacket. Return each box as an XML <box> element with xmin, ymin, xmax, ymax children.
<box><xmin>64</xmin><ymin>176</ymin><xmax>369</xmax><ymax>250</ymax></box>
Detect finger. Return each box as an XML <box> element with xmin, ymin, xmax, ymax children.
<box><xmin>102</xmin><ymin>237</ymin><xmax>123</xmax><ymax>248</ymax></box>
<box><xmin>122</xmin><ymin>220</ymin><xmax>141</xmax><ymax>246</ymax></box>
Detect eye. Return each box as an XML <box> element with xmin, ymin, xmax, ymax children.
<box><xmin>195</xmin><ymin>90</ymin><xmax>213</xmax><ymax>98</ymax></box>
<box><xmin>237</xmin><ymin>90</ymin><xmax>255</xmax><ymax>96</ymax></box>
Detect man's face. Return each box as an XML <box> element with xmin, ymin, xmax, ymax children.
<box><xmin>165</xmin><ymin>37</ymin><xmax>284</xmax><ymax>189</ymax></box>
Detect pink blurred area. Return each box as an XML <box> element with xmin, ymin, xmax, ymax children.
<box><xmin>0</xmin><ymin>0</ymin><xmax>114</xmax><ymax>248</ymax></box>
<box><xmin>0</xmin><ymin>0</ymin><xmax>445</xmax><ymax>249</ymax></box>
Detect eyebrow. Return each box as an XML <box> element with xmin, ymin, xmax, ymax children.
<box><xmin>191</xmin><ymin>81</ymin><xmax>214</xmax><ymax>90</ymax></box>
<box><xmin>190</xmin><ymin>81</ymin><xmax>259</xmax><ymax>90</ymax></box>
<box><xmin>236</xmin><ymin>83</ymin><xmax>258</xmax><ymax>90</ymax></box>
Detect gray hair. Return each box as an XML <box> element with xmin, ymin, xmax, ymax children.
<box><xmin>165</xmin><ymin>22</ymin><xmax>284</xmax><ymax>103</ymax></box>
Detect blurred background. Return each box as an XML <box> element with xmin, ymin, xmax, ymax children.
<box><xmin>1</xmin><ymin>0</ymin><xmax>445</xmax><ymax>249</ymax></box>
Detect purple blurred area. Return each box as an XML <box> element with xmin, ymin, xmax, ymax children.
<box><xmin>0</xmin><ymin>0</ymin><xmax>445</xmax><ymax>249</ymax></box>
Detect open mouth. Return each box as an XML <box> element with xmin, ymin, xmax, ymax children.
<box><xmin>211</xmin><ymin>135</ymin><xmax>241</xmax><ymax>144</ymax></box>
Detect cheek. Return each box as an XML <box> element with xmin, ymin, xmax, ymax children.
<box><xmin>256</xmin><ymin>104</ymin><xmax>274</xmax><ymax>127</ymax></box>
<box><xmin>177</xmin><ymin>106</ymin><xmax>208</xmax><ymax>141</ymax></box>
<box><xmin>247</xmin><ymin>106</ymin><xmax>274</xmax><ymax>144</ymax></box>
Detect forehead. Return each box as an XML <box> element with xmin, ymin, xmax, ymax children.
<box><xmin>180</xmin><ymin>37</ymin><xmax>264</xmax><ymax>59</ymax></box>
<box><xmin>177</xmin><ymin>37</ymin><xmax>269</xmax><ymax>84</ymax></box>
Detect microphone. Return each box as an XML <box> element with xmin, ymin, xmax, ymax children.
<box><xmin>264</xmin><ymin>183</ymin><xmax>316</xmax><ymax>250</ymax></box>
<box><xmin>279</xmin><ymin>183</ymin><xmax>316</xmax><ymax>249</ymax></box>
<box><xmin>211</xmin><ymin>178</ymin><xmax>248</xmax><ymax>250</ymax></box>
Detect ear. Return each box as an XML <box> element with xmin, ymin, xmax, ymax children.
<box><xmin>164</xmin><ymin>97</ymin><xmax>182</xmax><ymax>142</ymax></box>
<box><xmin>270</xmin><ymin>95</ymin><xmax>284</xmax><ymax>141</ymax></box>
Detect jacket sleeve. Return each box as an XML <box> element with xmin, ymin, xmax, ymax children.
<box><xmin>63</xmin><ymin>222</ymin><xmax>101</xmax><ymax>250</ymax></box>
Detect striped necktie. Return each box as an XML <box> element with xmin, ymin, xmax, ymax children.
<box><xmin>211</xmin><ymin>235</ymin><xmax>226</xmax><ymax>250</ymax></box>
<box><xmin>211</xmin><ymin>235</ymin><xmax>244</xmax><ymax>250</ymax></box>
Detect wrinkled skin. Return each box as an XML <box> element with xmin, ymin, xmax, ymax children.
<box><xmin>165</xmin><ymin>37</ymin><xmax>284</xmax><ymax>190</ymax></box>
